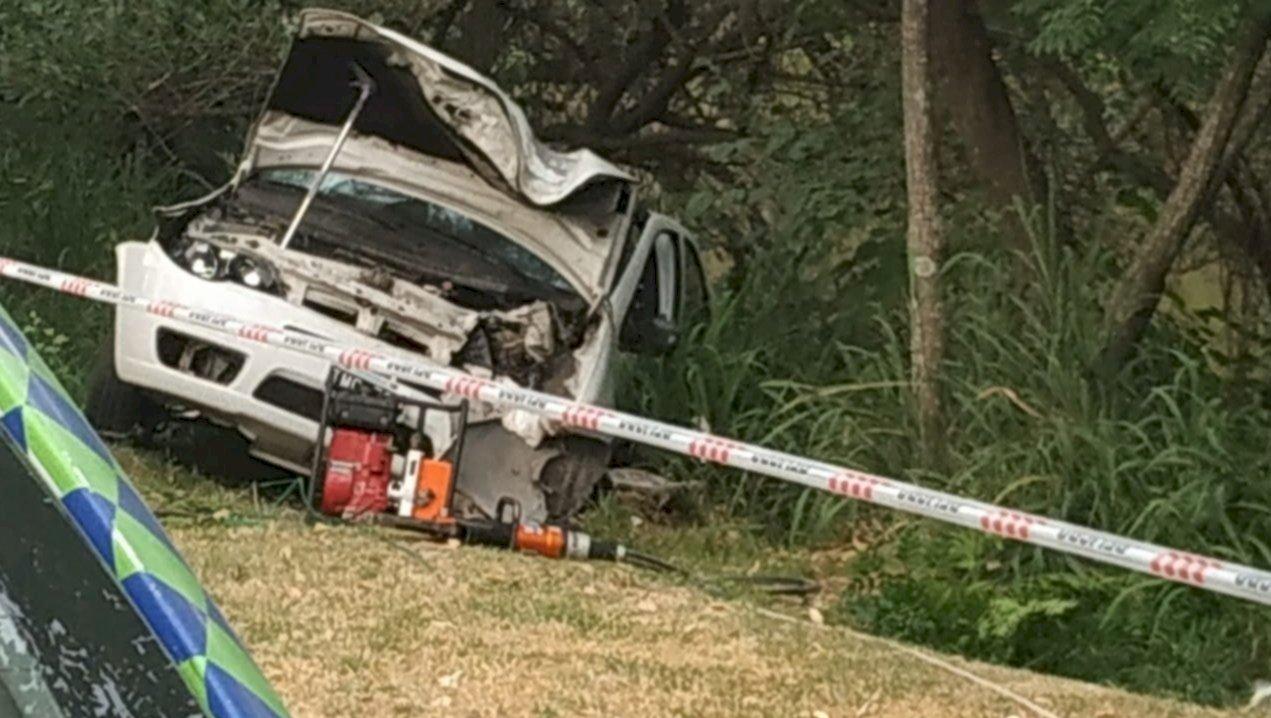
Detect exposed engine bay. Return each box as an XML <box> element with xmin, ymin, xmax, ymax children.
<box><xmin>156</xmin><ymin>173</ymin><xmax>591</xmax><ymax>393</ymax></box>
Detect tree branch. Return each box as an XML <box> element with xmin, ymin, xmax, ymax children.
<box><xmin>419</xmin><ymin>0</ymin><xmax>468</xmax><ymax>44</ymax></box>
<box><xmin>1098</xmin><ymin>12</ymin><xmax>1271</xmax><ymax>376</ymax></box>
<box><xmin>587</xmin><ymin>1</ymin><xmax>686</xmax><ymax>131</ymax></box>
<box><xmin>494</xmin><ymin>2</ymin><xmax>594</xmax><ymax>76</ymax></box>
<box><xmin>1214</xmin><ymin>51</ymin><xmax>1271</xmax><ymax>190</ymax></box>
<box><xmin>542</xmin><ymin>123</ymin><xmax>739</xmax><ymax>150</ymax></box>
<box><xmin>1054</xmin><ymin>56</ymin><xmax>1271</xmax><ymax>307</ymax></box>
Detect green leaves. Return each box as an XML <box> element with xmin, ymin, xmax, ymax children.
<box><xmin>1014</xmin><ymin>0</ymin><xmax>1246</xmax><ymax>95</ymax></box>
<box><xmin>1017</xmin><ymin>0</ymin><xmax>1108</xmax><ymax>57</ymax></box>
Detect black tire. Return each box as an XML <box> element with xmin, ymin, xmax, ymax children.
<box><xmin>540</xmin><ymin>436</ymin><xmax>613</xmax><ymax>521</ymax></box>
<box><xmin>83</xmin><ymin>340</ymin><xmax>166</xmax><ymax>439</ymax></box>
<box><xmin>84</xmin><ymin>338</ymin><xmax>289</xmax><ymax>483</ymax></box>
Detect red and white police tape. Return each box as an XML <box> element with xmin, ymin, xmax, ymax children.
<box><xmin>3</xmin><ymin>256</ymin><xmax>1269</xmax><ymax>607</ymax></box>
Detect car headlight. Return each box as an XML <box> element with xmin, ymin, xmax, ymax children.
<box><xmin>181</xmin><ymin>241</ymin><xmax>225</xmax><ymax>280</ymax></box>
<box><xmin>174</xmin><ymin>240</ymin><xmax>281</xmax><ymax>295</ymax></box>
<box><xmin>228</xmin><ymin>254</ymin><xmax>277</xmax><ymax>291</ymax></box>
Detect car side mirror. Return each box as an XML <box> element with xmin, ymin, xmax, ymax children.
<box><xmin>619</xmin><ymin>315</ymin><xmax>680</xmax><ymax>356</ymax></box>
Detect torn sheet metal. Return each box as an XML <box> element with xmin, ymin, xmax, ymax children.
<box><xmin>281</xmin><ymin>9</ymin><xmax>635</xmax><ymax>207</ymax></box>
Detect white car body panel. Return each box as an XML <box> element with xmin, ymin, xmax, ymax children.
<box><xmin>279</xmin><ymin>9</ymin><xmax>635</xmax><ymax>207</ymax></box>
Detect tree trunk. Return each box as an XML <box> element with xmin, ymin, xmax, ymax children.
<box><xmin>901</xmin><ymin>0</ymin><xmax>947</xmax><ymax>464</ymax></box>
<box><xmin>1097</xmin><ymin>14</ymin><xmax>1271</xmax><ymax>377</ymax></box>
<box><xmin>931</xmin><ymin>1</ymin><xmax>1046</xmax><ymax>243</ymax></box>
<box><xmin>449</xmin><ymin>0</ymin><xmax>509</xmax><ymax>74</ymax></box>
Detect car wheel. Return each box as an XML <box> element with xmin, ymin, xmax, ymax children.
<box><xmin>156</xmin><ymin>420</ymin><xmax>295</xmax><ymax>485</ymax></box>
<box><xmin>84</xmin><ymin>341</ymin><xmax>289</xmax><ymax>483</ymax></box>
<box><xmin>83</xmin><ymin>340</ymin><xmax>166</xmax><ymax>439</ymax></box>
<box><xmin>540</xmin><ymin>436</ymin><xmax>613</xmax><ymax>522</ymax></box>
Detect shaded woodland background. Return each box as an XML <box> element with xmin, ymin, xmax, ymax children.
<box><xmin>1</xmin><ymin>0</ymin><xmax>1269</xmax><ymax>705</ymax></box>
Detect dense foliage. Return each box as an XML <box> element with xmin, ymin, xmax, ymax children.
<box><xmin>2</xmin><ymin>0</ymin><xmax>1268</xmax><ymax>705</ymax></box>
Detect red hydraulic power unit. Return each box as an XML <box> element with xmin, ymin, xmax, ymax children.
<box><xmin>311</xmin><ymin>367</ymin><xmax>468</xmax><ymax>524</ymax></box>
<box><xmin>317</xmin><ymin>428</ymin><xmax>394</xmax><ymax>516</ymax></box>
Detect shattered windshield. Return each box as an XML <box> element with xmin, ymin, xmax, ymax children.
<box><xmin>258</xmin><ymin>169</ymin><xmax>573</xmax><ymax>293</ymax></box>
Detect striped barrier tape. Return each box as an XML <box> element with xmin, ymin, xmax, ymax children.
<box><xmin>2</xmin><ymin>256</ymin><xmax>1269</xmax><ymax>607</ymax></box>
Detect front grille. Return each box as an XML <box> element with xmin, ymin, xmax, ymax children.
<box><xmin>301</xmin><ymin>291</ymin><xmax>432</xmax><ymax>355</ymax></box>
<box><xmin>253</xmin><ymin>376</ymin><xmax>324</xmax><ymax>421</ymax></box>
<box><xmin>156</xmin><ymin>329</ymin><xmax>245</xmax><ymax>385</ymax></box>
<box><xmin>302</xmin><ymin>297</ymin><xmax>356</xmax><ymax>323</ymax></box>
<box><xmin>377</xmin><ymin>323</ymin><xmax>430</xmax><ymax>355</ymax></box>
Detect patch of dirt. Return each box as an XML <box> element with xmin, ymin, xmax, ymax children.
<box><xmin>170</xmin><ymin>520</ymin><xmax>1239</xmax><ymax>718</ymax></box>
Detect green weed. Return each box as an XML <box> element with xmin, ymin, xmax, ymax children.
<box><xmin>618</xmin><ymin>212</ymin><xmax>1271</xmax><ymax>706</ymax></box>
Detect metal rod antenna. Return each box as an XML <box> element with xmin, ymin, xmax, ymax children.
<box><xmin>278</xmin><ymin>63</ymin><xmax>376</xmax><ymax>250</ymax></box>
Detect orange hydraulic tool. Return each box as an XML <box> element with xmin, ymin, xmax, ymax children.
<box><xmin>458</xmin><ymin>498</ymin><xmax>621</xmax><ymax>561</ymax></box>
<box><xmin>512</xmin><ymin>522</ymin><xmax>568</xmax><ymax>559</ymax></box>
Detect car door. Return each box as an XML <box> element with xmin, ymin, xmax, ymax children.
<box><xmin>611</xmin><ymin>213</ymin><xmax>707</xmax><ymax>355</ymax></box>
<box><xmin>677</xmin><ymin>233</ymin><xmax>709</xmax><ymax>325</ymax></box>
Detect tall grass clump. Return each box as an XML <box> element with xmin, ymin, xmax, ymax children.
<box><xmin>615</xmin><ymin>226</ymin><xmax>912</xmax><ymax>545</ymax></box>
<box><xmin>836</xmin><ymin>235</ymin><xmax>1271</xmax><ymax>706</ymax></box>
<box><xmin>619</xmin><ymin>223</ymin><xmax>1271</xmax><ymax>704</ymax></box>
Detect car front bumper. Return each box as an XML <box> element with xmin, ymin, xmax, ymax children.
<box><xmin>112</xmin><ymin>241</ymin><xmax>453</xmax><ymax>471</ymax></box>
<box><xmin>112</xmin><ymin>240</ymin><xmax>616</xmax><ymax>520</ymax></box>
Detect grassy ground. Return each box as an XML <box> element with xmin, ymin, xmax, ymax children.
<box><xmin>117</xmin><ymin>447</ymin><xmax>1250</xmax><ymax>718</ymax></box>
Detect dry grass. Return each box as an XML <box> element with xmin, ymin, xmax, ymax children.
<box><xmin>166</xmin><ymin>519</ymin><xmax>1239</xmax><ymax>718</ymax></box>
<box><xmin>115</xmin><ymin>447</ymin><xmax>1242</xmax><ymax>718</ymax></box>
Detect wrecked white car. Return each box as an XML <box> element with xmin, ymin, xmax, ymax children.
<box><xmin>86</xmin><ymin>9</ymin><xmax>708</xmax><ymax>521</ymax></box>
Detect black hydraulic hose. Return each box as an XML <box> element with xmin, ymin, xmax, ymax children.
<box><xmin>619</xmin><ymin>549</ymin><xmax>821</xmax><ymax>598</ymax></box>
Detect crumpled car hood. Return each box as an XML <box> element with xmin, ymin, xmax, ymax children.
<box><xmin>256</xmin><ymin>8</ymin><xmax>634</xmax><ymax>207</ymax></box>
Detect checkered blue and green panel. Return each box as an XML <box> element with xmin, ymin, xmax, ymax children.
<box><xmin>0</xmin><ymin>305</ymin><xmax>288</xmax><ymax>718</ymax></box>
